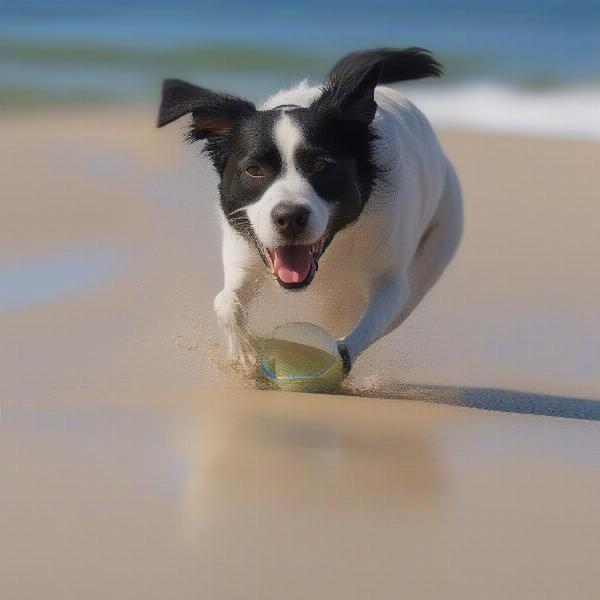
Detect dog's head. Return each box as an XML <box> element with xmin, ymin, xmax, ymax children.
<box><xmin>157</xmin><ymin>63</ymin><xmax>383</xmax><ymax>289</ymax></box>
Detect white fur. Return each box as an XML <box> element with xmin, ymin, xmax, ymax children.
<box><xmin>245</xmin><ymin>113</ymin><xmax>330</xmax><ymax>248</ymax></box>
<box><xmin>216</xmin><ymin>84</ymin><xmax>463</xmax><ymax>371</ymax></box>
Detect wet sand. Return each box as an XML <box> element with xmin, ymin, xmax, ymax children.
<box><xmin>1</xmin><ymin>109</ymin><xmax>599</xmax><ymax>599</ymax></box>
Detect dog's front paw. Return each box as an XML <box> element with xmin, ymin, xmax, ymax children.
<box><xmin>229</xmin><ymin>334</ymin><xmax>258</xmax><ymax>376</ymax></box>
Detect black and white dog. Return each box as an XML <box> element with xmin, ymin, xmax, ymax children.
<box><xmin>158</xmin><ymin>48</ymin><xmax>462</xmax><ymax>375</ymax></box>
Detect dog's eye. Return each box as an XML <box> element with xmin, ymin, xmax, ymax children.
<box><xmin>245</xmin><ymin>165</ymin><xmax>264</xmax><ymax>177</ymax></box>
<box><xmin>310</xmin><ymin>158</ymin><xmax>329</xmax><ymax>173</ymax></box>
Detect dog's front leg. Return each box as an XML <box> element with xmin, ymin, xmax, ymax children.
<box><xmin>213</xmin><ymin>231</ymin><xmax>265</xmax><ymax>374</ymax></box>
<box><xmin>214</xmin><ymin>284</ymin><xmax>256</xmax><ymax>374</ymax></box>
<box><xmin>339</xmin><ymin>275</ymin><xmax>410</xmax><ymax>370</ymax></box>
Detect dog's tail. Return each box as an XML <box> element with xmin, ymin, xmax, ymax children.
<box><xmin>327</xmin><ymin>47</ymin><xmax>442</xmax><ymax>84</ymax></box>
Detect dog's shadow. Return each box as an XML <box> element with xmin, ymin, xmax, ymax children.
<box><xmin>341</xmin><ymin>381</ymin><xmax>600</xmax><ymax>422</ymax></box>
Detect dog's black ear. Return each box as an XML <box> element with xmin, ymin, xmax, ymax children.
<box><xmin>328</xmin><ymin>48</ymin><xmax>442</xmax><ymax>85</ymax></box>
<box><xmin>157</xmin><ymin>79</ymin><xmax>256</xmax><ymax>140</ymax></box>
<box><xmin>312</xmin><ymin>60</ymin><xmax>383</xmax><ymax>125</ymax></box>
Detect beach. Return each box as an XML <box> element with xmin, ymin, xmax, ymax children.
<box><xmin>1</xmin><ymin>108</ymin><xmax>600</xmax><ymax>599</ymax></box>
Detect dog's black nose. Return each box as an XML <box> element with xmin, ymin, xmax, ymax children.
<box><xmin>271</xmin><ymin>203</ymin><xmax>310</xmax><ymax>236</ymax></box>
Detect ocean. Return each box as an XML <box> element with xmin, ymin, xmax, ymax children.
<box><xmin>1</xmin><ymin>0</ymin><xmax>599</xmax><ymax>139</ymax></box>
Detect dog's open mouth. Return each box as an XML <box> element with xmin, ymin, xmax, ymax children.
<box><xmin>265</xmin><ymin>237</ymin><xmax>325</xmax><ymax>289</ymax></box>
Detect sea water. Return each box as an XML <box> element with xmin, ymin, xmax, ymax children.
<box><xmin>1</xmin><ymin>0</ymin><xmax>599</xmax><ymax>139</ymax></box>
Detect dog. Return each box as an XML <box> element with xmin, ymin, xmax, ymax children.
<box><xmin>158</xmin><ymin>47</ymin><xmax>462</xmax><ymax>375</ymax></box>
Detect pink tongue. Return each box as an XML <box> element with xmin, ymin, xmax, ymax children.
<box><xmin>273</xmin><ymin>245</ymin><xmax>312</xmax><ymax>284</ymax></box>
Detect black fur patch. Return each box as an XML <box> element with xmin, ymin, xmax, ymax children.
<box><xmin>218</xmin><ymin>109</ymin><xmax>283</xmax><ymax>237</ymax></box>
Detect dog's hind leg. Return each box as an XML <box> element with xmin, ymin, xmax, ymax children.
<box><xmin>339</xmin><ymin>162</ymin><xmax>462</xmax><ymax>369</ymax></box>
<box><xmin>400</xmin><ymin>162</ymin><xmax>463</xmax><ymax>323</ymax></box>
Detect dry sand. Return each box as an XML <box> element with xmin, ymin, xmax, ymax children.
<box><xmin>1</xmin><ymin>108</ymin><xmax>599</xmax><ymax>599</ymax></box>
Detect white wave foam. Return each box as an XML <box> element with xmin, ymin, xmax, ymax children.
<box><xmin>403</xmin><ymin>83</ymin><xmax>600</xmax><ymax>141</ymax></box>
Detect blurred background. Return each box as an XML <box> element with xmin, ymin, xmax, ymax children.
<box><xmin>2</xmin><ymin>3</ymin><xmax>600</xmax><ymax>599</ymax></box>
<box><xmin>2</xmin><ymin>0</ymin><xmax>599</xmax><ymax>138</ymax></box>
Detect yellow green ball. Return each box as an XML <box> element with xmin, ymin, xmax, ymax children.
<box><xmin>257</xmin><ymin>322</ymin><xmax>346</xmax><ymax>392</ymax></box>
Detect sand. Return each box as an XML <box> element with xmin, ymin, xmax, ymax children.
<box><xmin>1</xmin><ymin>108</ymin><xmax>599</xmax><ymax>599</ymax></box>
